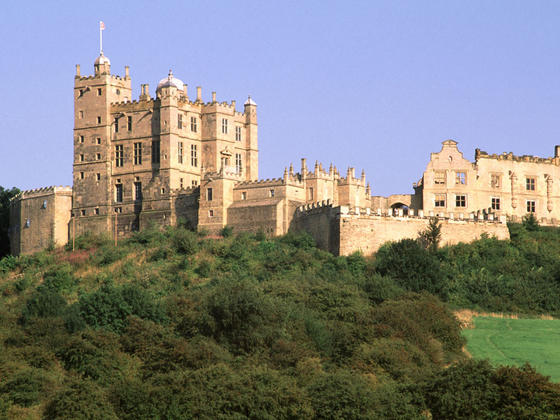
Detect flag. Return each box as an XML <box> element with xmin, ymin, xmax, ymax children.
<box><xmin>100</xmin><ymin>21</ymin><xmax>105</xmax><ymax>30</ymax></box>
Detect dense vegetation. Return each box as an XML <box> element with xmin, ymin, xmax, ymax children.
<box><xmin>0</xmin><ymin>187</ymin><xmax>19</xmax><ymax>259</ymax></box>
<box><xmin>0</xmin><ymin>220</ymin><xmax>559</xmax><ymax>418</ymax></box>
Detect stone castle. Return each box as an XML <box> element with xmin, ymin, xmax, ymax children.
<box><xmin>19</xmin><ymin>49</ymin><xmax>560</xmax><ymax>256</ymax></box>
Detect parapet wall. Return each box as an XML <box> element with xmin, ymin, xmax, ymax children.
<box><xmin>294</xmin><ymin>205</ymin><xmax>510</xmax><ymax>256</ymax></box>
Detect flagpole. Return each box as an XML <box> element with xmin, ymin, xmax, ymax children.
<box><xmin>99</xmin><ymin>21</ymin><xmax>103</xmax><ymax>54</ymax></box>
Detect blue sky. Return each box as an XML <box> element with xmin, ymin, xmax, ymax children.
<box><xmin>1</xmin><ymin>0</ymin><xmax>560</xmax><ymax>196</ymax></box>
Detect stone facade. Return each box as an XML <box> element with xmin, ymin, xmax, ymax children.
<box><xmin>23</xmin><ymin>51</ymin><xmax>560</xmax><ymax>256</ymax></box>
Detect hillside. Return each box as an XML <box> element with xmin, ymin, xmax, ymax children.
<box><xmin>0</xmin><ymin>223</ymin><xmax>559</xmax><ymax>419</ymax></box>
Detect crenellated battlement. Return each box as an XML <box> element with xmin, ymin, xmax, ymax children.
<box><xmin>12</xmin><ymin>186</ymin><xmax>72</xmax><ymax>201</ymax></box>
<box><xmin>475</xmin><ymin>148</ymin><xmax>560</xmax><ymax>165</ymax></box>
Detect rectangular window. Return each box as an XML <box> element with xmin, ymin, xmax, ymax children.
<box><xmin>79</xmin><ymin>154</ymin><xmax>84</xmax><ymax>162</ymax></box>
<box><xmin>114</xmin><ymin>117</ymin><xmax>119</xmax><ymax>132</ymax></box>
<box><xmin>115</xmin><ymin>207</ymin><xmax>122</xmax><ymax>214</ymax></box>
<box><xmin>221</xmin><ymin>118</ymin><xmax>228</xmax><ymax>134</ymax></box>
<box><xmin>115</xmin><ymin>145</ymin><xmax>124</xmax><ymax>167</ymax></box>
<box><xmin>209</xmin><ymin>209</ymin><xmax>214</xmax><ymax>217</ymax></box>
<box><xmin>235</xmin><ymin>126</ymin><xmax>242</xmax><ymax>141</ymax></box>
<box><xmin>97</xmin><ymin>116</ymin><xmax>102</xmax><ymax>124</ymax></box>
<box><xmin>94</xmin><ymin>208</ymin><xmax>100</xmax><ymax>215</ymax></box>
<box><xmin>309</xmin><ymin>187</ymin><xmax>314</xmax><ymax>201</ymax></box>
<box><xmin>96</xmin><ymin>173</ymin><xmax>101</xmax><ymax>181</ymax></box>
<box><xmin>80</xmin><ymin>172</ymin><xmax>84</xmax><ymax>180</ymax></box>
<box><xmin>191</xmin><ymin>116</ymin><xmax>197</xmax><ymax>132</ymax></box>
<box><xmin>491</xmin><ymin>174</ymin><xmax>501</xmax><ymax>189</ymax></box>
<box><xmin>96</xmin><ymin>137</ymin><xmax>101</xmax><ymax>145</ymax></box>
<box><xmin>241</xmin><ymin>191</ymin><xmax>247</xmax><ymax>200</ymax></box>
<box><xmin>207</xmin><ymin>188</ymin><xmax>213</xmax><ymax>201</ymax></box>
<box><xmin>97</xmin><ymin>88</ymin><xmax>102</xmax><ymax>96</ymax></box>
<box><xmin>152</xmin><ymin>141</ymin><xmax>160</xmax><ymax>164</ymax></box>
<box><xmin>180</xmin><ymin>178</ymin><xmax>184</xmax><ymax>189</ymax></box>
<box><xmin>178</xmin><ymin>141</ymin><xmax>184</xmax><ymax>164</ymax></box>
<box><xmin>492</xmin><ymin>197</ymin><xmax>501</xmax><ymax>210</ymax></box>
<box><xmin>115</xmin><ymin>184</ymin><xmax>123</xmax><ymax>203</ymax></box>
<box><xmin>455</xmin><ymin>194</ymin><xmax>467</xmax><ymax>207</ymax></box>
<box><xmin>134</xmin><ymin>142</ymin><xmax>142</xmax><ymax>165</ymax></box>
<box><xmin>134</xmin><ymin>182</ymin><xmax>142</xmax><ymax>201</ymax></box>
<box><xmin>192</xmin><ymin>180</ymin><xmax>198</xmax><ymax>187</ymax></box>
<box><xmin>526</xmin><ymin>177</ymin><xmax>536</xmax><ymax>191</ymax></box>
<box><xmin>191</xmin><ymin>144</ymin><xmax>198</xmax><ymax>167</ymax></box>
<box><xmin>79</xmin><ymin>135</ymin><xmax>84</xmax><ymax>143</ymax></box>
<box><xmin>96</xmin><ymin>153</ymin><xmax>101</xmax><ymax>160</ymax></box>
<box><xmin>178</xmin><ymin>114</ymin><xmax>183</xmax><ymax>129</ymax></box>
<box><xmin>79</xmin><ymin>111</ymin><xmax>84</xmax><ymax>119</ymax></box>
<box><xmin>434</xmin><ymin>171</ymin><xmax>446</xmax><ymax>185</ymax></box>
<box><xmin>269</xmin><ymin>189</ymin><xmax>275</xmax><ymax>198</ymax></box>
<box><xmin>455</xmin><ymin>171</ymin><xmax>466</xmax><ymax>185</ymax></box>
<box><xmin>81</xmin><ymin>209</ymin><xmax>86</xmax><ymax>216</ymax></box>
<box><xmin>435</xmin><ymin>193</ymin><xmax>446</xmax><ymax>207</ymax></box>
<box><xmin>527</xmin><ymin>200</ymin><xmax>536</xmax><ymax>213</ymax></box>
<box><xmin>235</xmin><ymin>153</ymin><xmax>242</xmax><ymax>174</ymax></box>
<box><xmin>127</xmin><ymin>116</ymin><xmax>132</xmax><ymax>131</ymax></box>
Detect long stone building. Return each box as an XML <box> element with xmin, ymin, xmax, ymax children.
<box><xmin>18</xmin><ymin>49</ymin><xmax>556</xmax><ymax>256</ymax></box>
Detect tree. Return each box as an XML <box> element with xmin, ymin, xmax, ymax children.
<box><xmin>418</xmin><ymin>217</ymin><xmax>442</xmax><ymax>253</ymax></box>
<box><xmin>0</xmin><ymin>186</ymin><xmax>20</xmax><ymax>258</ymax></box>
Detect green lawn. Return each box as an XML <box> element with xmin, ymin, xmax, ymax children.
<box><xmin>463</xmin><ymin>317</ymin><xmax>560</xmax><ymax>382</ymax></box>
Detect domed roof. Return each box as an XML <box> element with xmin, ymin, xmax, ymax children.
<box><xmin>94</xmin><ymin>52</ymin><xmax>111</xmax><ymax>65</ymax></box>
<box><xmin>157</xmin><ymin>70</ymin><xmax>184</xmax><ymax>91</ymax></box>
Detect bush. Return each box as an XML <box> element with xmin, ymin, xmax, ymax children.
<box><xmin>220</xmin><ymin>225</ymin><xmax>234</xmax><ymax>238</ymax></box>
<box><xmin>21</xmin><ymin>289</ymin><xmax>67</xmax><ymax>323</ymax></box>
<box><xmin>171</xmin><ymin>228</ymin><xmax>198</xmax><ymax>254</ymax></box>
<box><xmin>0</xmin><ymin>369</ymin><xmax>45</xmax><ymax>407</ymax></box>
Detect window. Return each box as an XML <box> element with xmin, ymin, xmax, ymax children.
<box><xmin>152</xmin><ymin>141</ymin><xmax>160</xmax><ymax>164</ymax></box>
<box><xmin>191</xmin><ymin>116</ymin><xmax>198</xmax><ymax>132</ymax></box>
<box><xmin>241</xmin><ymin>191</ymin><xmax>247</xmax><ymax>200</ymax></box>
<box><xmin>96</xmin><ymin>173</ymin><xmax>101</xmax><ymax>181</ymax></box>
<box><xmin>221</xmin><ymin>118</ymin><xmax>228</xmax><ymax>134</ymax></box>
<box><xmin>491</xmin><ymin>174</ymin><xmax>501</xmax><ymax>189</ymax></box>
<box><xmin>235</xmin><ymin>153</ymin><xmax>242</xmax><ymax>174</ymax></box>
<box><xmin>96</xmin><ymin>137</ymin><xmax>101</xmax><ymax>145</ymax></box>
<box><xmin>435</xmin><ymin>194</ymin><xmax>446</xmax><ymax>207</ymax></box>
<box><xmin>192</xmin><ymin>180</ymin><xmax>198</xmax><ymax>187</ymax></box>
<box><xmin>191</xmin><ymin>144</ymin><xmax>198</xmax><ymax>167</ymax></box>
<box><xmin>235</xmin><ymin>126</ymin><xmax>242</xmax><ymax>141</ymax></box>
<box><xmin>178</xmin><ymin>114</ymin><xmax>183</xmax><ymax>129</ymax></box>
<box><xmin>96</xmin><ymin>153</ymin><xmax>101</xmax><ymax>160</ymax></box>
<box><xmin>97</xmin><ymin>116</ymin><xmax>102</xmax><ymax>124</ymax></box>
<box><xmin>134</xmin><ymin>142</ymin><xmax>142</xmax><ymax>165</ymax></box>
<box><xmin>127</xmin><ymin>116</ymin><xmax>132</xmax><ymax>131</ymax></box>
<box><xmin>161</xmin><ymin>188</ymin><xmax>165</xmax><ymax>194</ymax></box>
<box><xmin>116</xmin><ymin>88</ymin><xmax>120</xmax><ymax>95</ymax></box>
<box><xmin>79</xmin><ymin>111</ymin><xmax>84</xmax><ymax>119</ymax></box>
<box><xmin>492</xmin><ymin>197</ymin><xmax>501</xmax><ymax>210</ymax></box>
<box><xmin>178</xmin><ymin>142</ymin><xmax>184</xmax><ymax>164</ymax></box>
<box><xmin>115</xmin><ymin>145</ymin><xmax>124</xmax><ymax>167</ymax></box>
<box><xmin>269</xmin><ymin>189</ymin><xmax>275</xmax><ymax>198</ymax></box>
<box><xmin>309</xmin><ymin>187</ymin><xmax>314</xmax><ymax>201</ymax></box>
<box><xmin>207</xmin><ymin>188</ymin><xmax>213</xmax><ymax>201</ymax></box>
<box><xmin>79</xmin><ymin>154</ymin><xmax>84</xmax><ymax>162</ymax></box>
<box><xmin>81</xmin><ymin>209</ymin><xmax>86</xmax><ymax>216</ymax></box>
<box><xmin>434</xmin><ymin>171</ymin><xmax>446</xmax><ymax>185</ymax></box>
<box><xmin>97</xmin><ymin>88</ymin><xmax>102</xmax><ymax>96</ymax></box>
<box><xmin>114</xmin><ymin>117</ymin><xmax>119</xmax><ymax>132</ymax></box>
<box><xmin>526</xmin><ymin>177</ymin><xmax>536</xmax><ymax>191</ymax></box>
<box><xmin>455</xmin><ymin>194</ymin><xmax>466</xmax><ymax>207</ymax></box>
<box><xmin>79</xmin><ymin>135</ymin><xmax>84</xmax><ymax>143</ymax></box>
<box><xmin>209</xmin><ymin>209</ymin><xmax>214</xmax><ymax>217</ymax></box>
<box><xmin>94</xmin><ymin>208</ymin><xmax>100</xmax><ymax>215</ymax></box>
<box><xmin>80</xmin><ymin>172</ymin><xmax>84</xmax><ymax>179</ymax></box>
<box><xmin>115</xmin><ymin>207</ymin><xmax>122</xmax><ymax>214</ymax></box>
<box><xmin>134</xmin><ymin>182</ymin><xmax>142</xmax><ymax>201</ymax></box>
<box><xmin>455</xmin><ymin>171</ymin><xmax>466</xmax><ymax>185</ymax></box>
<box><xmin>115</xmin><ymin>183</ymin><xmax>123</xmax><ymax>203</ymax></box>
<box><xmin>527</xmin><ymin>200</ymin><xmax>536</xmax><ymax>213</ymax></box>
<box><xmin>180</xmin><ymin>178</ymin><xmax>184</xmax><ymax>189</ymax></box>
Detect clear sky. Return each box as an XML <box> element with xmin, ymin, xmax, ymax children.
<box><xmin>1</xmin><ymin>0</ymin><xmax>560</xmax><ymax>196</ymax></box>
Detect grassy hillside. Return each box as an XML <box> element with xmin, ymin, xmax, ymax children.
<box><xmin>0</xmin><ymin>225</ymin><xmax>559</xmax><ymax>419</ymax></box>
<box><xmin>464</xmin><ymin>317</ymin><xmax>560</xmax><ymax>382</ymax></box>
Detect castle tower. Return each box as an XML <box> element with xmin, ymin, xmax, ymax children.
<box><xmin>72</xmin><ymin>52</ymin><xmax>132</xmax><ymax>235</ymax></box>
<box><xmin>244</xmin><ymin>96</ymin><xmax>258</xmax><ymax>180</ymax></box>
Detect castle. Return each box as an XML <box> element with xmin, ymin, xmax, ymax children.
<box><xmin>19</xmin><ymin>49</ymin><xmax>560</xmax><ymax>256</ymax></box>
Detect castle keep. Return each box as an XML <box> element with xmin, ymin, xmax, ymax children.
<box><xmin>12</xmin><ymin>50</ymin><xmax>542</xmax><ymax>256</ymax></box>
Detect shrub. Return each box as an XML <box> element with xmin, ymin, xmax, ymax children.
<box><xmin>41</xmin><ymin>263</ymin><xmax>76</xmax><ymax>293</ymax></box>
<box><xmin>0</xmin><ymin>369</ymin><xmax>45</xmax><ymax>407</ymax></box>
<box><xmin>171</xmin><ymin>228</ymin><xmax>198</xmax><ymax>255</ymax></box>
<box><xmin>21</xmin><ymin>289</ymin><xmax>67</xmax><ymax>323</ymax></box>
<box><xmin>220</xmin><ymin>225</ymin><xmax>234</xmax><ymax>238</ymax></box>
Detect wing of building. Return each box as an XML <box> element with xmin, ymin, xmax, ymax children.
<box><xmin>19</xmin><ymin>51</ymin><xmax>558</xmax><ymax>256</ymax></box>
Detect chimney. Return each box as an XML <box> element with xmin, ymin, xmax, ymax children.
<box><xmin>75</xmin><ymin>64</ymin><xmax>81</xmax><ymax>77</ymax></box>
<box><xmin>197</xmin><ymin>86</ymin><xmax>202</xmax><ymax>102</ymax></box>
<box><xmin>555</xmin><ymin>145</ymin><xmax>560</xmax><ymax>158</ymax></box>
<box><xmin>140</xmin><ymin>84</ymin><xmax>150</xmax><ymax>100</ymax></box>
<box><xmin>125</xmin><ymin>65</ymin><xmax>130</xmax><ymax>78</ymax></box>
<box><xmin>212</xmin><ymin>91</ymin><xmax>216</xmax><ymax>103</ymax></box>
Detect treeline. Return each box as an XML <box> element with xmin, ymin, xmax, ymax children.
<box><xmin>0</xmin><ymin>224</ymin><xmax>559</xmax><ymax>418</ymax></box>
